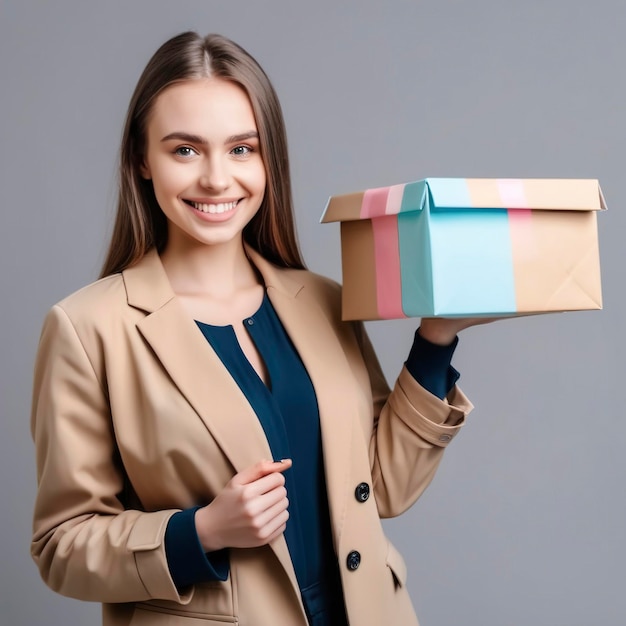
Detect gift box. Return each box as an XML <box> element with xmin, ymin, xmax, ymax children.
<box><xmin>320</xmin><ymin>178</ymin><xmax>606</xmax><ymax>320</ymax></box>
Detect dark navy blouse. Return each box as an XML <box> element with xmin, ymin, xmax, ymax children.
<box><xmin>164</xmin><ymin>294</ymin><xmax>459</xmax><ymax>625</ymax></box>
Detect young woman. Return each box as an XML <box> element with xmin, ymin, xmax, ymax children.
<box><xmin>31</xmin><ymin>32</ymin><xmax>483</xmax><ymax>626</ymax></box>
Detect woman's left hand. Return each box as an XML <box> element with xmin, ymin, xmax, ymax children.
<box><xmin>418</xmin><ymin>316</ymin><xmax>502</xmax><ymax>346</ymax></box>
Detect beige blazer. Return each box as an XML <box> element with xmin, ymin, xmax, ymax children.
<box><xmin>30</xmin><ymin>247</ymin><xmax>472</xmax><ymax>626</ymax></box>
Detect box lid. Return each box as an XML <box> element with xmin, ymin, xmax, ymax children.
<box><xmin>320</xmin><ymin>178</ymin><xmax>607</xmax><ymax>223</ymax></box>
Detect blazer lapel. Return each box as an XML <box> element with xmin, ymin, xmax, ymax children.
<box><xmin>124</xmin><ymin>250</ymin><xmax>273</xmax><ymax>471</ymax></box>
<box><xmin>123</xmin><ymin>250</ymin><xmax>301</xmax><ymax>598</ymax></box>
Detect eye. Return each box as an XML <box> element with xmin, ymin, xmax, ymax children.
<box><xmin>174</xmin><ymin>146</ymin><xmax>198</xmax><ymax>158</ymax></box>
<box><xmin>231</xmin><ymin>145</ymin><xmax>252</xmax><ymax>157</ymax></box>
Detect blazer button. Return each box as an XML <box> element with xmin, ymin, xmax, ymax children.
<box><xmin>346</xmin><ymin>550</ymin><xmax>361</xmax><ymax>571</ymax></box>
<box><xmin>354</xmin><ymin>482</ymin><xmax>370</xmax><ymax>502</ymax></box>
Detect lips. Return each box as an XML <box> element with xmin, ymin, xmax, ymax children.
<box><xmin>184</xmin><ymin>199</ymin><xmax>240</xmax><ymax>214</ymax></box>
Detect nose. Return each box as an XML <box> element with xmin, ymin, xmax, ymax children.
<box><xmin>199</xmin><ymin>155</ymin><xmax>232</xmax><ymax>192</ymax></box>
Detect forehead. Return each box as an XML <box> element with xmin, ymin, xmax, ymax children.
<box><xmin>147</xmin><ymin>79</ymin><xmax>258</xmax><ymax>137</ymax></box>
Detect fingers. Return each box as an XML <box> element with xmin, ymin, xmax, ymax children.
<box><xmin>235</xmin><ymin>461</ymin><xmax>290</xmax><ymax>543</ymax></box>
<box><xmin>196</xmin><ymin>459</ymin><xmax>293</xmax><ymax>551</ymax></box>
<box><xmin>242</xmin><ymin>483</ymin><xmax>288</xmax><ymax>520</ymax></box>
<box><xmin>254</xmin><ymin>495</ymin><xmax>290</xmax><ymax>532</ymax></box>
<box><xmin>231</xmin><ymin>458</ymin><xmax>292</xmax><ymax>487</ymax></box>
<box><xmin>257</xmin><ymin>508</ymin><xmax>290</xmax><ymax>543</ymax></box>
<box><xmin>419</xmin><ymin>315</ymin><xmax>508</xmax><ymax>344</ymax></box>
<box><xmin>245</xmin><ymin>495</ymin><xmax>290</xmax><ymax>543</ymax></box>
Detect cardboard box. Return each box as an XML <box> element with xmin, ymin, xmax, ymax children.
<box><xmin>320</xmin><ymin>178</ymin><xmax>606</xmax><ymax>320</ymax></box>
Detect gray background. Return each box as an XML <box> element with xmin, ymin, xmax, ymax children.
<box><xmin>1</xmin><ymin>1</ymin><xmax>624</xmax><ymax>624</ymax></box>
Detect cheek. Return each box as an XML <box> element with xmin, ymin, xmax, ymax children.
<box><xmin>151</xmin><ymin>163</ymin><xmax>191</xmax><ymax>197</ymax></box>
<box><xmin>251</xmin><ymin>164</ymin><xmax>267</xmax><ymax>195</ymax></box>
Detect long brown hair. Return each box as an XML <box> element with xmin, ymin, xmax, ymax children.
<box><xmin>100</xmin><ymin>32</ymin><xmax>305</xmax><ymax>277</ymax></box>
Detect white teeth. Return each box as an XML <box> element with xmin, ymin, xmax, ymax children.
<box><xmin>189</xmin><ymin>200</ymin><xmax>238</xmax><ymax>214</ymax></box>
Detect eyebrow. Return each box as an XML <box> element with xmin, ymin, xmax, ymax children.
<box><xmin>160</xmin><ymin>131</ymin><xmax>259</xmax><ymax>144</ymax></box>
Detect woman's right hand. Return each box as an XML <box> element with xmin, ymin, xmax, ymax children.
<box><xmin>194</xmin><ymin>459</ymin><xmax>292</xmax><ymax>552</ymax></box>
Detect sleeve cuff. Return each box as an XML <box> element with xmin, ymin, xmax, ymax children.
<box><xmin>391</xmin><ymin>368</ymin><xmax>473</xmax><ymax>446</ymax></box>
<box><xmin>404</xmin><ymin>328</ymin><xmax>460</xmax><ymax>399</ymax></box>
<box><xmin>164</xmin><ymin>508</ymin><xmax>230</xmax><ymax>589</ymax></box>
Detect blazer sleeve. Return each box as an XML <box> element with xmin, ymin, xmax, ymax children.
<box><xmin>352</xmin><ymin>321</ymin><xmax>474</xmax><ymax>518</ymax></box>
<box><xmin>30</xmin><ymin>305</ymin><xmax>193</xmax><ymax>604</ymax></box>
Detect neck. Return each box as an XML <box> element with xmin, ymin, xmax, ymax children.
<box><xmin>160</xmin><ymin>236</ymin><xmax>260</xmax><ymax>298</ymax></box>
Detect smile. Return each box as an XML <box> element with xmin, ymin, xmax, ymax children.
<box><xmin>185</xmin><ymin>199</ymin><xmax>240</xmax><ymax>214</ymax></box>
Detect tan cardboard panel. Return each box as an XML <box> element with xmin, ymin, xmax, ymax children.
<box><xmin>320</xmin><ymin>191</ymin><xmax>365</xmax><ymax>223</ymax></box>
<box><xmin>517</xmin><ymin>179</ymin><xmax>605</xmax><ymax>211</ymax></box>
<box><xmin>512</xmin><ymin>211</ymin><xmax>602</xmax><ymax>311</ymax></box>
<box><xmin>340</xmin><ymin>221</ymin><xmax>380</xmax><ymax>320</ymax></box>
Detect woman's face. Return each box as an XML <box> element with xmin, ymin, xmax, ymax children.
<box><xmin>140</xmin><ymin>78</ymin><xmax>266</xmax><ymax>252</ymax></box>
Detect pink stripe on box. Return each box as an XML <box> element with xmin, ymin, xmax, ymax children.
<box><xmin>385</xmin><ymin>184</ymin><xmax>406</xmax><ymax>215</ymax></box>
<box><xmin>361</xmin><ymin>187</ymin><xmax>390</xmax><ymax>219</ymax></box>
<box><xmin>497</xmin><ymin>179</ymin><xmax>527</xmax><ymax>208</ymax></box>
<box><xmin>508</xmin><ymin>209</ymin><xmax>535</xmax><ymax>261</ymax></box>
<box><xmin>371</xmin><ymin>215</ymin><xmax>406</xmax><ymax>319</ymax></box>
<box><xmin>501</xmin><ymin>180</ymin><xmax>535</xmax><ymax>261</ymax></box>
